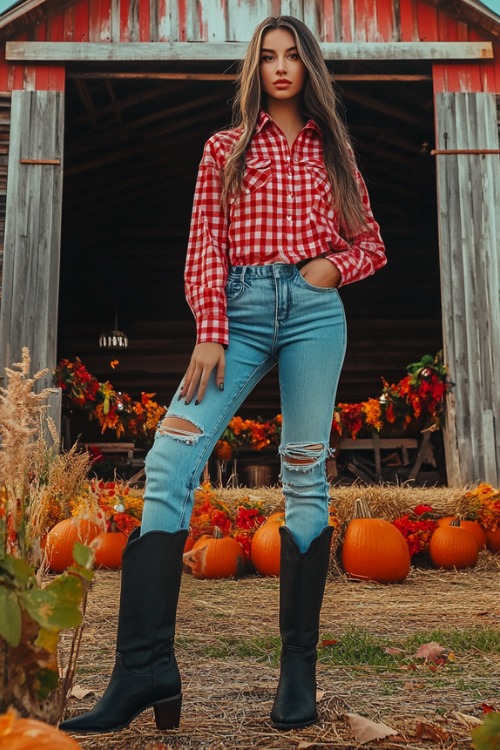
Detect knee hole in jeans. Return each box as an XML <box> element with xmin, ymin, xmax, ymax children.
<box><xmin>281</xmin><ymin>443</ymin><xmax>324</xmax><ymax>469</ymax></box>
<box><xmin>157</xmin><ymin>416</ymin><xmax>203</xmax><ymax>444</ymax></box>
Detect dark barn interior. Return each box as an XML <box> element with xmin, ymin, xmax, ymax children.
<box><xmin>58</xmin><ymin>57</ymin><xmax>443</xmax><ymax>434</ymax></box>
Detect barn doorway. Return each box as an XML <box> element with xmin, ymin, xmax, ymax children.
<box><xmin>58</xmin><ymin>59</ymin><xmax>442</xmax><ymax>428</ymax></box>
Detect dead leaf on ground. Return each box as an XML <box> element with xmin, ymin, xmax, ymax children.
<box><xmin>69</xmin><ymin>684</ymin><xmax>94</xmax><ymax>700</ymax></box>
<box><xmin>346</xmin><ymin>712</ymin><xmax>398</xmax><ymax>744</ymax></box>
<box><xmin>454</xmin><ymin>711</ymin><xmax>483</xmax><ymax>727</ymax></box>
<box><xmin>316</xmin><ymin>688</ymin><xmax>326</xmax><ymax>701</ymax></box>
<box><xmin>415</xmin><ymin>721</ymin><xmax>450</xmax><ymax>741</ymax></box>
<box><xmin>414</xmin><ymin>641</ymin><xmax>446</xmax><ymax>662</ymax></box>
<box><xmin>385</xmin><ymin>646</ymin><xmax>405</xmax><ymax>655</ymax></box>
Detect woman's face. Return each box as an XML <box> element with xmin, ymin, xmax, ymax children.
<box><xmin>259</xmin><ymin>27</ymin><xmax>307</xmax><ymax>102</ymax></box>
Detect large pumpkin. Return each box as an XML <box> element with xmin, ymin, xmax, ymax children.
<box><xmin>429</xmin><ymin>519</ymin><xmax>479</xmax><ymax>569</ymax></box>
<box><xmin>0</xmin><ymin>709</ymin><xmax>82</xmax><ymax>749</ymax></box>
<box><xmin>341</xmin><ymin>498</ymin><xmax>410</xmax><ymax>583</ymax></box>
<box><xmin>183</xmin><ymin>527</ymin><xmax>245</xmax><ymax>579</ymax></box>
<box><xmin>213</xmin><ymin>440</ymin><xmax>233</xmax><ymax>461</ymax></box>
<box><xmin>45</xmin><ymin>518</ymin><xmax>102</xmax><ymax>573</ymax></box>
<box><xmin>485</xmin><ymin>527</ymin><xmax>500</xmax><ymax>553</ymax></box>
<box><xmin>250</xmin><ymin>512</ymin><xmax>285</xmax><ymax>576</ymax></box>
<box><xmin>436</xmin><ymin>516</ymin><xmax>487</xmax><ymax>551</ymax></box>
<box><xmin>91</xmin><ymin>531</ymin><xmax>128</xmax><ymax>569</ymax></box>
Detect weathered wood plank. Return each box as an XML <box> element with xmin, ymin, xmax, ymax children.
<box><xmin>5</xmin><ymin>40</ymin><xmax>493</xmax><ymax>62</ymax></box>
<box><xmin>0</xmin><ymin>90</ymin><xmax>63</xmax><ymax>394</ymax></box>
<box><xmin>435</xmin><ymin>91</ymin><xmax>500</xmax><ymax>485</ymax></box>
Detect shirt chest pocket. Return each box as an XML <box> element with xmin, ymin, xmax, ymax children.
<box><xmin>304</xmin><ymin>159</ymin><xmax>332</xmax><ymax>202</ymax></box>
<box><xmin>242</xmin><ymin>158</ymin><xmax>272</xmax><ymax>194</ymax></box>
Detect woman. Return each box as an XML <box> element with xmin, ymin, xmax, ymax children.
<box><xmin>61</xmin><ymin>15</ymin><xmax>385</xmax><ymax>735</ymax></box>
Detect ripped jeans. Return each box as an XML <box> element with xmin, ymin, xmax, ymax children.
<box><xmin>140</xmin><ymin>264</ymin><xmax>346</xmax><ymax>552</ymax></box>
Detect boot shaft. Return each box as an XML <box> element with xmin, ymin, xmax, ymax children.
<box><xmin>278</xmin><ymin>526</ymin><xmax>333</xmax><ymax>649</ymax></box>
<box><xmin>117</xmin><ymin>528</ymin><xmax>188</xmax><ymax>669</ymax></box>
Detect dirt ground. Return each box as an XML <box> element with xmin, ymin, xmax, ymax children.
<box><xmin>62</xmin><ymin>557</ymin><xmax>500</xmax><ymax>750</ymax></box>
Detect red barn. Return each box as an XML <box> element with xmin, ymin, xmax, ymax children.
<box><xmin>0</xmin><ymin>0</ymin><xmax>498</xmax><ymax>485</ymax></box>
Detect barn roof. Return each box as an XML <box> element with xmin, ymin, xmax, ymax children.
<box><xmin>0</xmin><ymin>0</ymin><xmax>499</xmax><ymax>39</ymax></box>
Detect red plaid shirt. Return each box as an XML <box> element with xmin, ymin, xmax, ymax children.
<box><xmin>185</xmin><ymin>110</ymin><xmax>386</xmax><ymax>346</ymax></box>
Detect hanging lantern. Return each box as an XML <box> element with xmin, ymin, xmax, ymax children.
<box><xmin>99</xmin><ymin>309</ymin><xmax>128</xmax><ymax>349</ymax></box>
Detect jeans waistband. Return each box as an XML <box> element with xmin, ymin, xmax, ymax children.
<box><xmin>228</xmin><ymin>263</ymin><xmax>298</xmax><ymax>280</ymax></box>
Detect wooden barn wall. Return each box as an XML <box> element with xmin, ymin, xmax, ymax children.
<box><xmin>0</xmin><ymin>0</ymin><xmax>498</xmax><ymax>92</ymax></box>
<box><xmin>435</xmin><ymin>91</ymin><xmax>500</xmax><ymax>486</ymax></box>
<box><xmin>0</xmin><ymin>90</ymin><xmax>64</xmax><ymax>389</ymax></box>
<box><xmin>0</xmin><ymin>92</ymin><xmax>10</xmax><ymax>303</ymax></box>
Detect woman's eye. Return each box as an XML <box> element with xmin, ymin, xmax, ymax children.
<box><xmin>261</xmin><ymin>55</ymin><xmax>274</xmax><ymax>62</ymax></box>
<box><xmin>288</xmin><ymin>53</ymin><xmax>299</xmax><ymax>60</ymax></box>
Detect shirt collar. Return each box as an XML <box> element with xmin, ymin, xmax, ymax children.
<box><xmin>255</xmin><ymin>109</ymin><xmax>322</xmax><ymax>138</ymax></box>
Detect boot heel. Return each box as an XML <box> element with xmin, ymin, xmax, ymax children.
<box><xmin>153</xmin><ymin>694</ymin><xmax>182</xmax><ymax>730</ymax></box>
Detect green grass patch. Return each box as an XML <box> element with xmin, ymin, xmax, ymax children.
<box><xmin>177</xmin><ymin>626</ymin><xmax>500</xmax><ymax>669</ymax></box>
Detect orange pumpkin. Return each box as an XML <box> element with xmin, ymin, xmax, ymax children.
<box><xmin>91</xmin><ymin>531</ymin><xmax>128</xmax><ymax>569</ymax></box>
<box><xmin>0</xmin><ymin>708</ymin><xmax>82</xmax><ymax>748</ymax></box>
<box><xmin>45</xmin><ymin>518</ymin><xmax>102</xmax><ymax>573</ymax></box>
<box><xmin>213</xmin><ymin>440</ymin><xmax>233</xmax><ymax>461</ymax></box>
<box><xmin>183</xmin><ymin>527</ymin><xmax>245</xmax><ymax>579</ymax></box>
<box><xmin>341</xmin><ymin>498</ymin><xmax>410</xmax><ymax>583</ymax></box>
<box><xmin>429</xmin><ymin>519</ymin><xmax>479</xmax><ymax>569</ymax></box>
<box><xmin>436</xmin><ymin>516</ymin><xmax>487</xmax><ymax>551</ymax></box>
<box><xmin>250</xmin><ymin>512</ymin><xmax>285</xmax><ymax>576</ymax></box>
<box><xmin>485</xmin><ymin>527</ymin><xmax>500</xmax><ymax>553</ymax></box>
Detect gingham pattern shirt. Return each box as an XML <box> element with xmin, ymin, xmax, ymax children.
<box><xmin>185</xmin><ymin>110</ymin><xmax>386</xmax><ymax>346</ymax></box>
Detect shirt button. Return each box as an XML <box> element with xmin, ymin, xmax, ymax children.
<box><xmin>293</xmin><ymin>156</ymin><xmax>299</xmax><ymax>163</ymax></box>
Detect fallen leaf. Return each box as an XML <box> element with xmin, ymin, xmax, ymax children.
<box><xmin>346</xmin><ymin>712</ymin><xmax>398</xmax><ymax>744</ymax></box>
<box><xmin>69</xmin><ymin>685</ymin><xmax>94</xmax><ymax>700</ymax></box>
<box><xmin>385</xmin><ymin>646</ymin><xmax>405</xmax><ymax>655</ymax></box>
<box><xmin>454</xmin><ymin>711</ymin><xmax>483</xmax><ymax>727</ymax></box>
<box><xmin>414</xmin><ymin>641</ymin><xmax>446</xmax><ymax>662</ymax></box>
<box><xmin>316</xmin><ymin>689</ymin><xmax>326</xmax><ymax>701</ymax></box>
<box><xmin>415</xmin><ymin>721</ymin><xmax>450</xmax><ymax>741</ymax></box>
<box><xmin>481</xmin><ymin>703</ymin><xmax>497</xmax><ymax>714</ymax></box>
<box><xmin>320</xmin><ymin>639</ymin><xmax>338</xmax><ymax>648</ymax></box>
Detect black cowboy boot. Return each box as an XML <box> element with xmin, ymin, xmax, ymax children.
<box><xmin>270</xmin><ymin>525</ymin><xmax>333</xmax><ymax>730</ymax></box>
<box><xmin>60</xmin><ymin>527</ymin><xmax>188</xmax><ymax>733</ymax></box>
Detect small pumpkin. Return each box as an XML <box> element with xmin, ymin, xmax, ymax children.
<box><xmin>183</xmin><ymin>527</ymin><xmax>245</xmax><ymax>579</ymax></box>
<box><xmin>436</xmin><ymin>516</ymin><xmax>487</xmax><ymax>551</ymax></box>
<box><xmin>213</xmin><ymin>440</ymin><xmax>233</xmax><ymax>461</ymax></box>
<box><xmin>91</xmin><ymin>531</ymin><xmax>128</xmax><ymax>569</ymax></box>
<box><xmin>45</xmin><ymin>518</ymin><xmax>102</xmax><ymax>573</ymax></box>
<box><xmin>429</xmin><ymin>519</ymin><xmax>479</xmax><ymax>569</ymax></box>
<box><xmin>341</xmin><ymin>498</ymin><xmax>411</xmax><ymax>583</ymax></box>
<box><xmin>485</xmin><ymin>527</ymin><xmax>500</xmax><ymax>553</ymax></box>
<box><xmin>250</xmin><ymin>512</ymin><xmax>285</xmax><ymax>576</ymax></box>
<box><xmin>0</xmin><ymin>708</ymin><xmax>82</xmax><ymax>749</ymax></box>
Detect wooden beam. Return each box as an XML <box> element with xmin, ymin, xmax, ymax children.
<box><xmin>67</xmin><ymin>71</ymin><xmax>433</xmax><ymax>82</ymax></box>
<box><xmin>6</xmin><ymin>41</ymin><xmax>493</xmax><ymax>63</ymax></box>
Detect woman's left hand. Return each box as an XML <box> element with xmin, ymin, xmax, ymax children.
<box><xmin>299</xmin><ymin>257</ymin><xmax>341</xmax><ymax>288</ymax></box>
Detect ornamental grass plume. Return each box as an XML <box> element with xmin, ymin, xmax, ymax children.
<box><xmin>0</xmin><ymin>349</ymin><xmax>94</xmax><ymax>723</ymax></box>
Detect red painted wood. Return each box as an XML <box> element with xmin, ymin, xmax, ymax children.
<box><xmin>139</xmin><ymin>0</ymin><xmax>150</xmax><ymax>42</ymax></box>
<box><xmin>62</xmin><ymin>4</ymin><xmax>76</xmax><ymax>41</ymax></box>
<box><xmin>399</xmin><ymin>0</ymin><xmax>417</xmax><ymax>41</ymax></box>
<box><xmin>432</xmin><ymin>63</ymin><xmax>447</xmax><ymax>94</ymax></box>
<box><xmin>353</xmin><ymin>0</ymin><xmax>367</xmax><ymax>41</ymax></box>
<box><xmin>375</xmin><ymin>0</ymin><xmax>396</xmax><ymax>43</ymax></box>
<box><xmin>178</xmin><ymin>0</ymin><xmax>187</xmax><ymax>42</ymax></box>
<box><xmin>322</xmin><ymin>0</ymin><xmax>335</xmax><ymax>43</ymax></box>
<box><xmin>416</xmin><ymin>0</ymin><xmax>439</xmax><ymax>41</ymax></box>
<box><xmin>74</xmin><ymin>0</ymin><xmax>90</xmax><ymax>42</ymax></box>
<box><xmin>340</xmin><ymin>0</ymin><xmax>354</xmax><ymax>42</ymax></box>
<box><xmin>0</xmin><ymin>49</ymin><xmax>8</xmax><ymax>91</ymax></box>
<box><xmin>120</xmin><ymin>0</ymin><xmax>129</xmax><ymax>41</ymax></box>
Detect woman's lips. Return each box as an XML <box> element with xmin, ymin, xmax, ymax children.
<box><xmin>274</xmin><ymin>79</ymin><xmax>292</xmax><ymax>88</ymax></box>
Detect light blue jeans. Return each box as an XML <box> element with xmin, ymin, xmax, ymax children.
<box><xmin>140</xmin><ymin>264</ymin><xmax>346</xmax><ymax>552</ymax></box>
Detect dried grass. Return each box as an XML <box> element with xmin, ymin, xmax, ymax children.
<box><xmin>62</xmin><ymin>486</ymin><xmax>500</xmax><ymax>750</ymax></box>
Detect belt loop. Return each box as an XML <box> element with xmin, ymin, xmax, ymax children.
<box><xmin>241</xmin><ymin>266</ymin><xmax>246</xmax><ymax>283</ymax></box>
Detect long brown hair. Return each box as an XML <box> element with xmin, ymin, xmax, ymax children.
<box><xmin>222</xmin><ymin>15</ymin><xmax>366</xmax><ymax>237</ymax></box>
